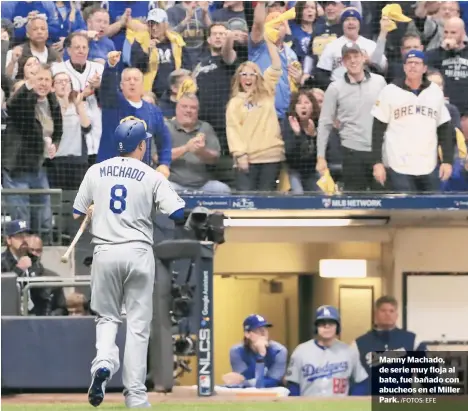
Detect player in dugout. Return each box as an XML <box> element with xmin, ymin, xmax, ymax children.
<box><xmin>350</xmin><ymin>296</ymin><xmax>438</xmax><ymax>396</ymax></box>
<box><xmin>222</xmin><ymin>314</ymin><xmax>288</xmax><ymax>388</ymax></box>
<box><xmin>286</xmin><ymin>305</ymin><xmax>368</xmax><ymax>396</ymax></box>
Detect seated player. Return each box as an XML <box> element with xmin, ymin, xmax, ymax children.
<box><xmin>222</xmin><ymin>314</ymin><xmax>287</xmax><ymax>388</ymax></box>
<box><xmin>286</xmin><ymin>305</ymin><xmax>368</xmax><ymax>396</ymax></box>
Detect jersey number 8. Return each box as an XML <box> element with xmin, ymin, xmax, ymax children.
<box><xmin>110</xmin><ymin>184</ymin><xmax>127</xmax><ymax>214</ymax></box>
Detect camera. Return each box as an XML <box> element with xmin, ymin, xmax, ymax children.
<box><xmin>171</xmin><ymin>283</ymin><xmax>195</xmax><ymax>319</ymax></box>
<box><xmin>183</xmin><ymin>207</ymin><xmax>225</xmax><ymax>244</ymax></box>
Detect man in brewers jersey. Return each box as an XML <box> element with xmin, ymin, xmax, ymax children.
<box><xmin>371</xmin><ymin>50</ymin><xmax>454</xmax><ymax>192</ymax></box>
<box><xmin>73</xmin><ymin>118</ymin><xmax>185</xmax><ymax>408</ymax></box>
<box><xmin>286</xmin><ymin>305</ymin><xmax>367</xmax><ymax>397</ymax></box>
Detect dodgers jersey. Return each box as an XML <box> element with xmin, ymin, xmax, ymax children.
<box><xmin>317</xmin><ymin>35</ymin><xmax>387</xmax><ymax>82</ymax></box>
<box><xmin>73</xmin><ymin>157</ymin><xmax>185</xmax><ymax>246</ymax></box>
<box><xmin>286</xmin><ymin>339</ymin><xmax>368</xmax><ymax>397</ymax></box>
<box><xmin>371</xmin><ymin>81</ymin><xmax>451</xmax><ymax>175</ymax></box>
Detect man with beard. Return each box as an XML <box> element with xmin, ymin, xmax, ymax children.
<box><xmin>193</xmin><ymin>23</ymin><xmax>238</xmax><ymax>154</ymax></box>
<box><xmin>286</xmin><ymin>305</ymin><xmax>368</xmax><ymax>397</ymax></box>
<box><xmin>1</xmin><ymin>220</ymin><xmax>66</xmax><ymax>316</ymax></box>
<box><xmin>427</xmin><ymin>17</ymin><xmax>468</xmax><ymax>139</ymax></box>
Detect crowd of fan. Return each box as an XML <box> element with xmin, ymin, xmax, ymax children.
<box><xmin>1</xmin><ymin>1</ymin><xmax>468</xmax><ymax>236</ymax></box>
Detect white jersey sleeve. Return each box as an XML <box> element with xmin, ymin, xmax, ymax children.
<box><xmin>153</xmin><ymin>174</ymin><xmax>186</xmax><ymax>216</ymax></box>
<box><xmin>437</xmin><ymin>92</ymin><xmax>451</xmax><ymax>126</ymax></box>
<box><xmin>316</xmin><ymin>41</ymin><xmax>335</xmax><ymax>72</ymax></box>
<box><xmin>349</xmin><ymin>341</ymin><xmax>368</xmax><ymax>383</ymax></box>
<box><xmin>371</xmin><ymin>85</ymin><xmax>392</xmax><ymax>124</ymax></box>
<box><xmin>285</xmin><ymin>346</ymin><xmax>302</xmax><ymax>385</ymax></box>
<box><xmin>73</xmin><ymin>167</ymin><xmax>94</xmax><ymax>214</ymax></box>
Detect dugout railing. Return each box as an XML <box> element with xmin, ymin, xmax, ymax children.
<box><xmin>1</xmin><ymin>188</ymin><xmax>64</xmax><ymax>245</ymax></box>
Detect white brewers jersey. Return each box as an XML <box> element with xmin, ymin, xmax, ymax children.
<box><xmin>286</xmin><ymin>339</ymin><xmax>368</xmax><ymax>397</ymax></box>
<box><xmin>317</xmin><ymin>35</ymin><xmax>387</xmax><ymax>82</ymax></box>
<box><xmin>73</xmin><ymin>157</ymin><xmax>185</xmax><ymax>246</ymax></box>
<box><xmin>371</xmin><ymin>81</ymin><xmax>451</xmax><ymax>175</ymax></box>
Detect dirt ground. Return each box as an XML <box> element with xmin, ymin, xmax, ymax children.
<box><xmin>1</xmin><ymin>388</ymin><xmax>371</xmax><ymax>404</ymax></box>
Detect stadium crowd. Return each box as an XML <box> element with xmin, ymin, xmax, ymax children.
<box><xmin>1</xmin><ymin>0</ymin><xmax>468</xmax><ymax>235</ymax></box>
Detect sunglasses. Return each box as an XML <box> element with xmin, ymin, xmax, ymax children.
<box><xmin>239</xmin><ymin>72</ymin><xmax>257</xmax><ymax>78</ymax></box>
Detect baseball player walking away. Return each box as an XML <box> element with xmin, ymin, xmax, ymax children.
<box><xmin>73</xmin><ymin>118</ymin><xmax>185</xmax><ymax>408</ymax></box>
<box><xmin>222</xmin><ymin>314</ymin><xmax>288</xmax><ymax>388</ymax></box>
<box><xmin>286</xmin><ymin>305</ymin><xmax>368</xmax><ymax>397</ymax></box>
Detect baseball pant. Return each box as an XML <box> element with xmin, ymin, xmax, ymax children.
<box><xmin>90</xmin><ymin>242</ymin><xmax>155</xmax><ymax>408</ymax></box>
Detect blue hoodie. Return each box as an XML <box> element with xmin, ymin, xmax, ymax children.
<box><xmin>50</xmin><ymin>1</ymin><xmax>86</xmax><ymax>43</ymax></box>
<box><xmin>101</xmin><ymin>1</ymin><xmax>158</xmax><ymax>52</ymax></box>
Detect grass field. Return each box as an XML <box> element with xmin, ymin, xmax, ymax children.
<box><xmin>1</xmin><ymin>402</ymin><xmax>372</xmax><ymax>411</ymax></box>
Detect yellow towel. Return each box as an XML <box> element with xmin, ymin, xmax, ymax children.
<box><xmin>265</xmin><ymin>7</ymin><xmax>296</xmax><ymax>43</ymax></box>
<box><xmin>126</xmin><ymin>22</ymin><xmax>186</xmax><ymax>92</ymax></box>
<box><xmin>176</xmin><ymin>77</ymin><xmax>198</xmax><ymax>101</ymax></box>
<box><xmin>317</xmin><ymin>169</ymin><xmax>336</xmax><ymax>195</ymax></box>
<box><xmin>289</xmin><ymin>60</ymin><xmax>302</xmax><ymax>93</ymax></box>
<box><xmin>382</xmin><ymin>4</ymin><xmax>412</xmax><ymax>32</ymax></box>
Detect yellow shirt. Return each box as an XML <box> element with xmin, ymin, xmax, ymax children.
<box><xmin>226</xmin><ymin>67</ymin><xmax>285</xmax><ymax>164</ymax></box>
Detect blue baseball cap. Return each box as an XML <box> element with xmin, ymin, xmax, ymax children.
<box><xmin>4</xmin><ymin>219</ymin><xmax>31</xmax><ymax>237</ymax></box>
<box><xmin>404</xmin><ymin>49</ymin><xmax>426</xmax><ymax>64</ymax></box>
<box><xmin>243</xmin><ymin>314</ymin><xmax>273</xmax><ymax>332</ymax></box>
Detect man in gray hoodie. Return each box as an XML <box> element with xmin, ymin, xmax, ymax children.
<box><xmin>316</xmin><ymin>42</ymin><xmax>387</xmax><ymax>191</ymax></box>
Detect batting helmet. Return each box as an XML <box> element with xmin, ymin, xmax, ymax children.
<box><xmin>115</xmin><ymin>117</ymin><xmax>151</xmax><ymax>154</ymax></box>
<box><xmin>315</xmin><ymin>305</ymin><xmax>341</xmax><ymax>335</ymax></box>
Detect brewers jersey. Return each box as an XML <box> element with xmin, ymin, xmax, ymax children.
<box><xmin>286</xmin><ymin>339</ymin><xmax>368</xmax><ymax>397</ymax></box>
<box><xmin>371</xmin><ymin>81</ymin><xmax>451</xmax><ymax>175</ymax></box>
<box><xmin>73</xmin><ymin>156</ymin><xmax>185</xmax><ymax>246</ymax></box>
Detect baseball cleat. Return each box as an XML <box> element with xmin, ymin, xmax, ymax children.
<box><xmin>88</xmin><ymin>367</ymin><xmax>110</xmax><ymax>407</ymax></box>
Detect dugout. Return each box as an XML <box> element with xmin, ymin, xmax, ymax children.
<box><xmin>175</xmin><ymin>204</ymin><xmax>468</xmax><ymax>387</ymax></box>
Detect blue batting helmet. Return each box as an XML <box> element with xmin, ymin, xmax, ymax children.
<box><xmin>115</xmin><ymin>117</ymin><xmax>151</xmax><ymax>154</ymax></box>
<box><xmin>315</xmin><ymin>305</ymin><xmax>341</xmax><ymax>334</ymax></box>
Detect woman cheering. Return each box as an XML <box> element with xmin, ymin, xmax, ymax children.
<box><xmin>226</xmin><ymin>38</ymin><xmax>285</xmax><ymax>192</ymax></box>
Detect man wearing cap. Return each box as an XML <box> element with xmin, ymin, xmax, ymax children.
<box><xmin>317</xmin><ymin>42</ymin><xmax>387</xmax><ymax>191</ymax></box>
<box><xmin>286</xmin><ymin>305</ymin><xmax>368</xmax><ymax>397</ymax></box>
<box><xmin>1</xmin><ymin>220</ymin><xmax>64</xmax><ymax>316</ymax></box>
<box><xmin>222</xmin><ymin>314</ymin><xmax>287</xmax><ymax>389</ymax></box>
<box><xmin>129</xmin><ymin>8</ymin><xmax>190</xmax><ymax>99</ymax></box>
<box><xmin>316</xmin><ymin>7</ymin><xmax>387</xmax><ymax>88</ymax></box>
<box><xmin>371</xmin><ymin>50</ymin><xmax>453</xmax><ymax>192</ymax></box>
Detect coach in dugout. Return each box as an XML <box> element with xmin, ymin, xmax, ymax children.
<box><xmin>350</xmin><ymin>296</ymin><xmax>434</xmax><ymax>395</ymax></box>
<box><xmin>222</xmin><ymin>314</ymin><xmax>287</xmax><ymax>389</ymax></box>
<box><xmin>371</xmin><ymin>49</ymin><xmax>453</xmax><ymax>193</ymax></box>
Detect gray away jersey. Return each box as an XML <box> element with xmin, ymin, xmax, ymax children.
<box><xmin>73</xmin><ymin>157</ymin><xmax>185</xmax><ymax>246</ymax></box>
<box><xmin>286</xmin><ymin>339</ymin><xmax>368</xmax><ymax>397</ymax></box>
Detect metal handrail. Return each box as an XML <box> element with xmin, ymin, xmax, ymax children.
<box><xmin>21</xmin><ymin>279</ymin><xmax>91</xmax><ymax>315</ymax></box>
<box><xmin>17</xmin><ymin>276</ymin><xmax>91</xmax><ymax>284</ymax></box>
<box><xmin>1</xmin><ymin>188</ymin><xmax>64</xmax><ymax>245</ymax></box>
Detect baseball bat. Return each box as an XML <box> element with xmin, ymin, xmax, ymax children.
<box><xmin>61</xmin><ymin>213</ymin><xmax>91</xmax><ymax>263</ymax></box>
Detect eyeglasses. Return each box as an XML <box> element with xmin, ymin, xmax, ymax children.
<box><xmin>239</xmin><ymin>72</ymin><xmax>257</xmax><ymax>78</ymax></box>
<box><xmin>54</xmin><ymin>79</ymin><xmax>71</xmax><ymax>85</ymax></box>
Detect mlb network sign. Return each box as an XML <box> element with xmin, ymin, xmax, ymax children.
<box><xmin>322</xmin><ymin>198</ymin><xmax>383</xmax><ymax>208</ymax></box>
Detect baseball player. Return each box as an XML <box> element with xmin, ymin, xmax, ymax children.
<box><xmin>73</xmin><ymin>118</ymin><xmax>185</xmax><ymax>408</ymax></box>
<box><xmin>286</xmin><ymin>305</ymin><xmax>368</xmax><ymax>397</ymax></box>
<box><xmin>371</xmin><ymin>50</ymin><xmax>453</xmax><ymax>192</ymax></box>
<box><xmin>222</xmin><ymin>314</ymin><xmax>287</xmax><ymax>388</ymax></box>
